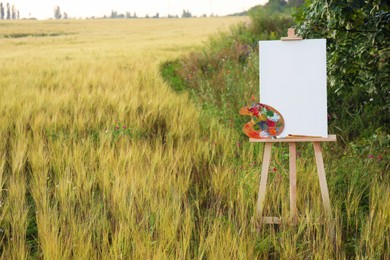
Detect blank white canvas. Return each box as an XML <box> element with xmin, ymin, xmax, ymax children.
<box><xmin>259</xmin><ymin>39</ymin><xmax>328</xmax><ymax>137</ymax></box>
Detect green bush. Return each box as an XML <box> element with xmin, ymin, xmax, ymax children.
<box><xmin>294</xmin><ymin>0</ymin><xmax>390</xmax><ymax>141</ymax></box>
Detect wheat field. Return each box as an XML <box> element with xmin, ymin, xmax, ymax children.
<box><xmin>0</xmin><ymin>18</ymin><xmax>389</xmax><ymax>259</ymax></box>
<box><xmin>0</xmin><ymin>17</ymin><xmax>249</xmax><ymax>258</ymax></box>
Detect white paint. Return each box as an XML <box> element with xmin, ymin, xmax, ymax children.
<box><xmin>259</xmin><ymin>39</ymin><xmax>328</xmax><ymax>137</ymax></box>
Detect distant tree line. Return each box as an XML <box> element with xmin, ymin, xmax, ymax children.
<box><xmin>0</xmin><ymin>2</ymin><xmax>19</xmax><ymax>20</ymax></box>
<box><xmin>48</xmin><ymin>5</ymin><xmax>304</xmax><ymax>20</ymax></box>
<box><xmin>0</xmin><ymin>1</ymin><xmax>306</xmax><ymax>21</ymax></box>
<box><xmin>109</xmin><ymin>10</ymin><xmax>193</xmax><ymax>19</ymax></box>
<box><xmin>109</xmin><ymin>9</ymin><xmax>193</xmax><ymax>19</ymax></box>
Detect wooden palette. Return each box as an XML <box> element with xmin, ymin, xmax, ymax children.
<box><xmin>239</xmin><ymin>103</ymin><xmax>285</xmax><ymax>139</ymax></box>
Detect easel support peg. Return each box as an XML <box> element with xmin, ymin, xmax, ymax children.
<box><xmin>281</xmin><ymin>28</ymin><xmax>303</xmax><ymax>41</ymax></box>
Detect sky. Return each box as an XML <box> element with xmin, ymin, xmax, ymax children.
<box><xmin>9</xmin><ymin>0</ymin><xmax>268</xmax><ymax>20</ymax></box>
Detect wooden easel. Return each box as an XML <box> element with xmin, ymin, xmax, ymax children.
<box><xmin>252</xmin><ymin>28</ymin><xmax>335</xmax><ymax>224</ymax></box>
<box><xmin>251</xmin><ymin>135</ymin><xmax>336</xmax><ymax>224</ymax></box>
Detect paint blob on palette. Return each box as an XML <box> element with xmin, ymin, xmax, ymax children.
<box><xmin>239</xmin><ymin>103</ymin><xmax>285</xmax><ymax>139</ymax></box>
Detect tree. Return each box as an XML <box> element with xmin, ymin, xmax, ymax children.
<box><xmin>0</xmin><ymin>3</ymin><xmax>4</xmax><ymax>19</ymax></box>
<box><xmin>295</xmin><ymin>0</ymin><xmax>390</xmax><ymax>139</ymax></box>
<box><xmin>63</xmin><ymin>12</ymin><xmax>68</xmax><ymax>19</ymax></box>
<box><xmin>182</xmin><ymin>9</ymin><xmax>192</xmax><ymax>18</ymax></box>
<box><xmin>54</xmin><ymin>6</ymin><xmax>61</xmax><ymax>19</ymax></box>
<box><xmin>6</xmin><ymin>2</ymin><xmax>10</xmax><ymax>19</ymax></box>
<box><xmin>110</xmin><ymin>10</ymin><xmax>125</xmax><ymax>18</ymax></box>
<box><xmin>11</xmin><ymin>4</ymin><xmax>15</xmax><ymax>19</ymax></box>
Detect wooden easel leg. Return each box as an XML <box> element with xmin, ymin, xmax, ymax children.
<box><xmin>289</xmin><ymin>142</ymin><xmax>298</xmax><ymax>225</ymax></box>
<box><xmin>313</xmin><ymin>142</ymin><xmax>331</xmax><ymax>217</ymax></box>
<box><xmin>256</xmin><ymin>143</ymin><xmax>272</xmax><ymax>218</ymax></box>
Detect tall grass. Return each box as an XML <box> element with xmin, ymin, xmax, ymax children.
<box><xmin>0</xmin><ymin>18</ymin><xmax>244</xmax><ymax>258</ymax></box>
<box><xmin>0</xmin><ymin>18</ymin><xmax>389</xmax><ymax>258</ymax></box>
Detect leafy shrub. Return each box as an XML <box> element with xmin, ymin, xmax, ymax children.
<box><xmin>295</xmin><ymin>0</ymin><xmax>390</xmax><ymax>141</ymax></box>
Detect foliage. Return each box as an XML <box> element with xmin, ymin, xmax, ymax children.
<box><xmin>248</xmin><ymin>8</ymin><xmax>294</xmax><ymax>41</ymax></box>
<box><xmin>294</xmin><ymin>0</ymin><xmax>390</xmax><ymax>140</ymax></box>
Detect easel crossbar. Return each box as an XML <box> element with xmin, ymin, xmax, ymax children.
<box><xmin>250</xmin><ymin>135</ymin><xmax>336</xmax><ymax>143</ymax></box>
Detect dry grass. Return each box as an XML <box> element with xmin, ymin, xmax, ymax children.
<box><xmin>0</xmin><ymin>18</ymin><xmax>389</xmax><ymax>259</ymax></box>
